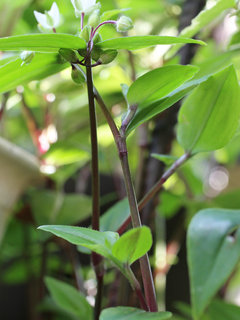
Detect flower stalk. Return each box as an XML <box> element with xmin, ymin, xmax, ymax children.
<box><xmin>85</xmin><ymin>56</ymin><xmax>103</xmax><ymax>320</ymax></box>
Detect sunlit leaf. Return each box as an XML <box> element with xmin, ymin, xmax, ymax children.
<box><xmin>96</xmin><ymin>36</ymin><xmax>205</xmax><ymax>51</ymax></box>
<box><xmin>112</xmin><ymin>227</ymin><xmax>152</xmax><ymax>265</ymax></box>
<box><xmin>127</xmin><ymin>65</ymin><xmax>198</xmax><ymax>105</ymax></box>
<box><xmin>0</xmin><ymin>34</ymin><xmax>86</xmax><ymax>52</ymax></box>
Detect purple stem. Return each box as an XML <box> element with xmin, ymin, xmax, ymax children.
<box><xmin>92</xmin><ymin>20</ymin><xmax>117</xmax><ymax>39</ymax></box>
<box><xmin>81</xmin><ymin>12</ymin><xmax>85</xmax><ymax>30</ymax></box>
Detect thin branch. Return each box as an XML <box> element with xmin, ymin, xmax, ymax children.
<box><xmin>0</xmin><ymin>92</ymin><xmax>10</xmax><ymax>121</ymax></box>
<box><xmin>117</xmin><ymin>152</ymin><xmax>191</xmax><ymax>235</ymax></box>
<box><xmin>21</xmin><ymin>94</ymin><xmax>42</xmax><ymax>154</ymax></box>
<box><xmin>126</xmin><ymin>266</ymin><xmax>148</xmax><ymax>311</ymax></box>
<box><xmin>93</xmin><ymin>88</ymin><xmax>120</xmax><ymax>142</ymax></box>
<box><xmin>119</xmin><ymin>136</ymin><xmax>158</xmax><ymax>312</ymax></box>
<box><xmin>85</xmin><ymin>57</ymin><xmax>104</xmax><ymax>320</ymax></box>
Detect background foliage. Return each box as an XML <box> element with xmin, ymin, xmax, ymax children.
<box><xmin>1</xmin><ymin>0</ymin><xmax>240</xmax><ymax>319</ymax></box>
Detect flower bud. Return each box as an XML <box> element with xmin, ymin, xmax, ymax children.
<box><xmin>71</xmin><ymin>66</ymin><xmax>86</xmax><ymax>85</ymax></box>
<box><xmin>80</xmin><ymin>25</ymin><xmax>91</xmax><ymax>42</ymax></box>
<box><xmin>88</xmin><ymin>9</ymin><xmax>100</xmax><ymax>28</ymax></box>
<box><xmin>59</xmin><ymin>49</ymin><xmax>79</xmax><ymax>63</ymax></box>
<box><xmin>99</xmin><ymin>50</ymin><xmax>118</xmax><ymax>64</ymax></box>
<box><xmin>116</xmin><ymin>16</ymin><xmax>133</xmax><ymax>33</ymax></box>
<box><xmin>20</xmin><ymin>51</ymin><xmax>35</xmax><ymax>66</ymax></box>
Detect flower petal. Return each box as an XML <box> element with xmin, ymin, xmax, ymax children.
<box><xmin>49</xmin><ymin>2</ymin><xmax>61</xmax><ymax>27</ymax></box>
<box><xmin>34</xmin><ymin>11</ymin><xmax>49</xmax><ymax>29</ymax></box>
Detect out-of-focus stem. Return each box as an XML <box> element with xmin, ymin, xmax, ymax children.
<box><xmin>118</xmin><ymin>152</ymin><xmax>191</xmax><ymax>235</ymax></box>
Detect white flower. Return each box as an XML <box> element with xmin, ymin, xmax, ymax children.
<box><xmin>71</xmin><ymin>0</ymin><xmax>100</xmax><ymax>17</ymax></box>
<box><xmin>34</xmin><ymin>2</ymin><xmax>60</xmax><ymax>29</ymax></box>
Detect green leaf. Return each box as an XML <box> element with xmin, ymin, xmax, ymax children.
<box><xmin>112</xmin><ymin>227</ymin><xmax>152</xmax><ymax>265</ymax></box>
<box><xmin>177</xmin><ymin>65</ymin><xmax>240</xmax><ymax>154</ymax></box>
<box><xmin>166</xmin><ymin>0</ymin><xmax>236</xmax><ymax>59</ymax></box>
<box><xmin>30</xmin><ymin>190</ymin><xmax>91</xmax><ymax>226</ymax></box>
<box><xmin>125</xmin><ymin>65</ymin><xmax>199</xmax><ymax>134</ymax></box>
<box><xmin>0</xmin><ymin>34</ymin><xmax>86</xmax><ymax>52</ymax></box>
<box><xmin>0</xmin><ymin>53</ymin><xmax>68</xmax><ymax>94</ymax></box>
<box><xmin>126</xmin><ymin>49</ymin><xmax>240</xmax><ymax>134</ymax></box>
<box><xmin>187</xmin><ymin>208</ymin><xmax>240</xmax><ymax>320</ymax></box>
<box><xmin>38</xmin><ymin>225</ymin><xmax>119</xmax><ymax>259</ymax></box>
<box><xmin>100</xmin><ymin>307</ymin><xmax>172</xmax><ymax>320</ymax></box>
<box><xmin>207</xmin><ymin>300</ymin><xmax>240</xmax><ymax>320</ymax></box>
<box><xmin>96</xmin><ymin>36</ymin><xmax>206</xmax><ymax>51</ymax></box>
<box><xmin>127</xmin><ymin>65</ymin><xmax>198</xmax><ymax>106</ymax></box>
<box><xmin>126</xmin><ymin>83</ymin><xmax>193</xmax><ymax>135</ymax></box>
<box><xmin>100</xmin><ymin>198</ymin><xmax>130</xmax><ymax>232</ymax></box>
<box><xmin>45</xmin><ymin>277</ymin><xmax>92</xmax><ymax>320</ymax></box>
<box><xmin>151</xmin><ymin>154</ymin><xmax>178</xmax><ymax>166</ymax></box>
<box><xmin>43</xmin><ymin>142</ymin><xmax>90</xmax><ymax>166</ymax></box>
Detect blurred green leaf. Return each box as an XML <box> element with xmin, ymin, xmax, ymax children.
<box><xmin>166</xmin><ymin>0</ymin><xmax>236</xmax><ymax>59</ymax></box>
<box><xmin>96</xmin><ymin>36</ymin><xmax>206</xmax><ymax>51</ymax></box>
<box><xmin>0</xmin><ymin>53</ymin><xmax>68</xmax><ymax>94</ymax></box>
<box><xmin>214</xmin><ymin>190</ymin><xmax>240</xmax><ymax>209</ymax></box>
<box><xmin>177</xmin><ymin>65</ymin><xmax>240</xmax><ymax>154</ymax></box>
<box><xmin>45</xmin><ymin>277</ymin><xmax>92</xmax><ymax>320</ymax></box>
<box><xmin>31</xmin><ymin>190</ymin><xmax>91</xmax><ymax>226</ymax></box>
<box><xmin>43</xmin><ymin>142</ymin><xmax>90</xmax><ymax>166</ymax></box>
<box><xmin>151</xmin><ymin>154</ymin><xmax>178</xmax><ymax>166</ymax></box>
<box><xmin>0</xmin><ymin>34</ymin><xmax>86</xmax><ymax>52</ymax></box>
<box><xmin>100</xmin><ymin>307</ymin><xmax>172</xmax><ymax>320</ymax></box>
<box><xmin>100</xmin><ymin>198</ymin><xmax>130</xmax><ymax>232</ymax></box>
<box><xmin>187</xmin><ymin>208</ymin><xmax>240</xmax><ymax>319</ymax></box>
<box><xmin>207</xmin><ymin>300</ymin><xmax>240</xmax><ymax>320</ymax></box>
<box><xmin>157</xmin><ymin>192</ymin><xmax>183</xmax><ymax>219</ymax></box>
<box><xmin>112</xmin><ymin>226</ymin><xmax>152</xmax><ymax>265</ymax></box>
<box><xmin>101</xmin><ymin>9</ymin><xmax>130</xmax><ymax>21</ymax></box>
